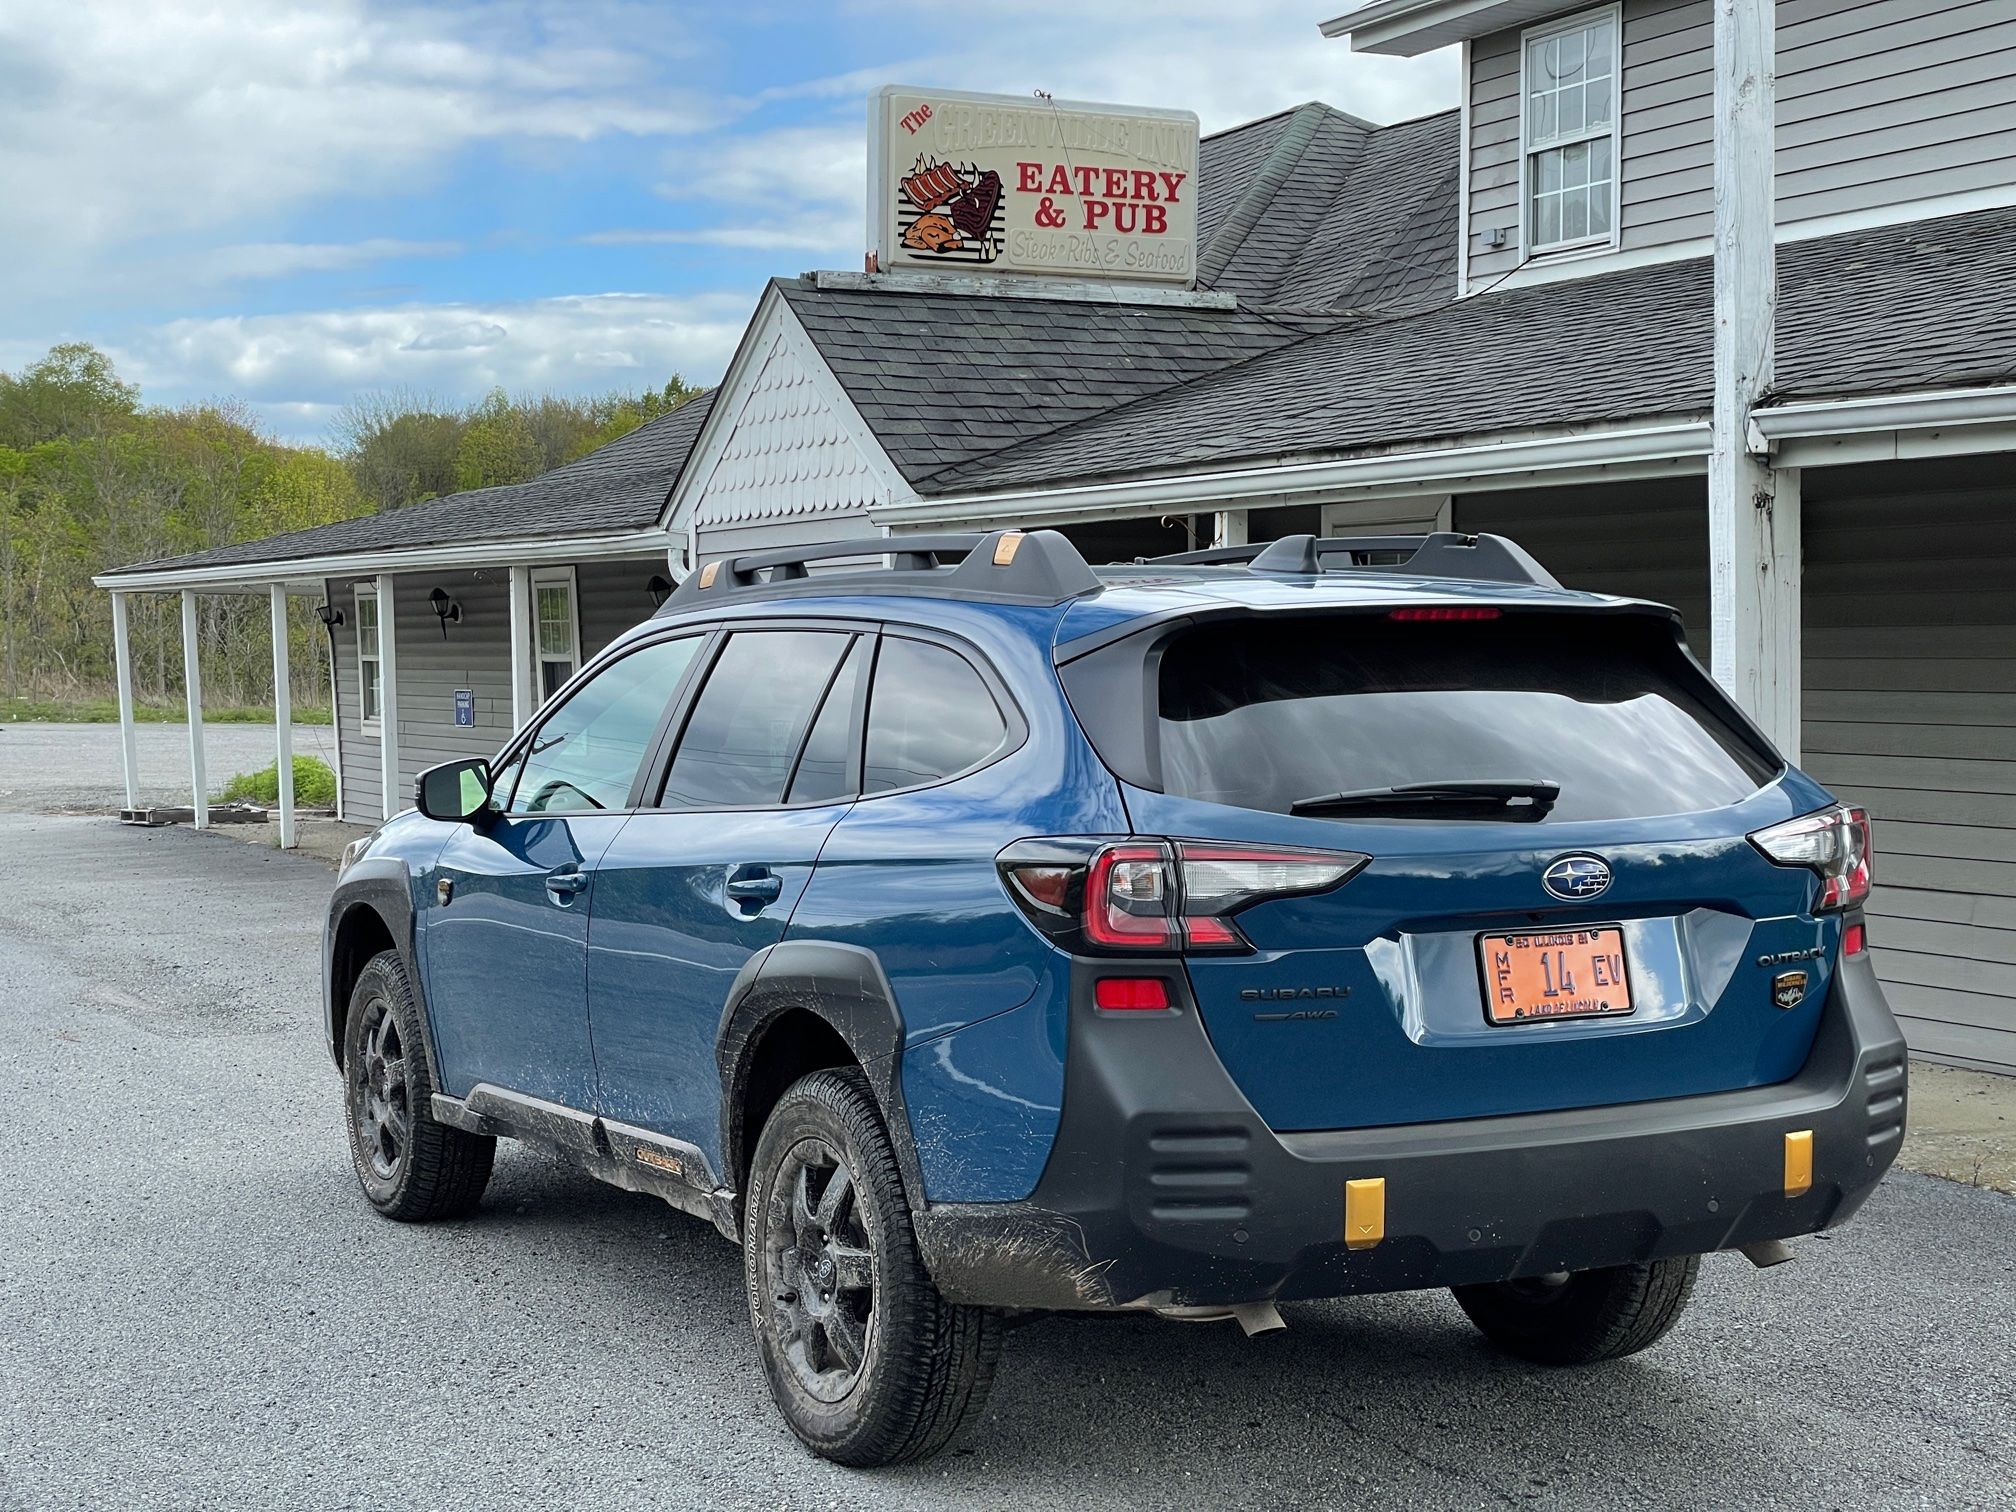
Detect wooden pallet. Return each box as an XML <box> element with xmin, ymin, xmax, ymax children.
<box><xmin>120</xmin><ymin>802</ymin><xmax>270</xmax><ymax>827</ymax></box>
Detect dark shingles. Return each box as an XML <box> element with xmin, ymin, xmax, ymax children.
<box><xmin>919</xmin><ymin>205</ymin><xmax>2016</xmax><ymax>495</ymax></box>
<box><xmin>104</xmin><ymin>390</ymin><xmax>717</xmax><ymax>576</ymax></box>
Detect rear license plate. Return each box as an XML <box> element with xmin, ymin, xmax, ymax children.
<box><xmin>1478</xmin><ymin>927</ymin><xmax>1633</xmax><ymax>1025</ymax></box>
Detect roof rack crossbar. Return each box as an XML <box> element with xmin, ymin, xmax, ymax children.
<box><xmin>1149</xmin><ymin>531</ymin><xmax>1559</xmax><ymax>589</ymax></box>
<box><xmin>664</xmin><ymin>527</ymin><xmax>1104</xmax><ymax>610</ymax></box>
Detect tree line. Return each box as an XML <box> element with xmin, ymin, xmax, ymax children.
<box><xmin>0</xmin><ymin>344</ymin><xmax>697</xmax><ymax>710</ymax></box>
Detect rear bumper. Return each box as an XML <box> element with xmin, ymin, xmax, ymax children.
<box><xmin>913</xmin><ymin>952</ymin><xmax>1907</xmax><ymax>1310</ymax></box>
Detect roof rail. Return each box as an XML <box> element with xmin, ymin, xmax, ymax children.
<box><xmin>1149</xmin><ymin>531</ymin><xmax>1559</xmax><ymax>589</ymax></box>
<box><xmin>661</xmin><ymin>527</ymin><xmax>1103</xmax><ymax>612</ymax></box>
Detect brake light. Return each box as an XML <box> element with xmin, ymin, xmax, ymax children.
<box><xmin>1388</xmin><ymin>606</ymin><xmax>1501</xmax><ymax>621</ymax></box>
<box><xmin>1750</xmin><ymin>805</ymin><xmax>1873</xmax><ymax>912</ymax></box>
<box><xmin>1000</xmin><ymin>838</ymin><xmax>1369</xmax><ymax>955</ymax></box>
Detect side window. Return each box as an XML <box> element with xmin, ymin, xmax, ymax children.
<box><xmin>863</xmin><ymin>638</ymin><xmax>1007</xmax><ymax>793</ymax></box>
<box><xmin>506</xmin><ymin>636</ymin><xmax>701</xmax><ymax>815</ymax></box>
<box><xmin>785</xmin><ymin>637</ymin><xmax>869</xmax><ymax>805</ymax></box>
<box><xmin>660</xmin><ymin>631</ymin><xmax>853</xmax><ymax>809</ymax></box>
<box><xmin>532</xmin><ymin>567</ymin><xmax>581</xmax><ymax>698</ymax></box>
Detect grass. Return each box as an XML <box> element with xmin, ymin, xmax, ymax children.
<box><xmin>215</xmin><ymin>755</ymin><xmax>339</xmax><ymax>807</ymax></box>
<box><xmin>1</xmin><ymin>696</ymin><xmax>333</xmax><ymax>725</ymax></box>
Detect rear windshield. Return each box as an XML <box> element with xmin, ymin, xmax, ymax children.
<box><xmin>1155</xmin><ymin>614</ymin><xmax>1779</xmax><ymax>822</ymax></box>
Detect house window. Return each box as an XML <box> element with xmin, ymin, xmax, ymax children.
<box><xmin>532</xmin><ymin>567</ymin><xmax>581</xmax><ymax>699</ymax></box>
<box><xmin>354</xmin><ymin>583</ymin><xmax>383</xmax><ymax>729</ymax></box>
<box><xmin>1522</xmin><ymin>7</ymin><xmax>1619</xmax><ymax>255</ymax></box>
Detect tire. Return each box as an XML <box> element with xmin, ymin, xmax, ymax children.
<box><xmin>1452</xmin><ymin>1255</ymin><xmax>1701</xmax><ymax>1366</ymax></box>
<box><xmin>743</xmin><ymin>1068</ymin><xmax>1001</xmax><ymax>1466</ymax></box>
<box><xmin>341</xmin><ymin>949</ymin><xmax>494</xmax><ymax>1221</ymax></box>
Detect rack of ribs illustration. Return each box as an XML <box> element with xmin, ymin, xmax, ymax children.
<box><xmin>898</xmin><ymin>158</ymin><xmax>1004</xmax><ymax>260</ymax></box>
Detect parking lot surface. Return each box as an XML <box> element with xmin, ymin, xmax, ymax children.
<box><xmin>2</xmin><ymin>813</ymin><xmax>2013</xmax><ymax>1511</ymax></box>
<box><xmin>0</xmin><ymin>722</ymin><xmax>336</xmax><ymax>814</ymax></box>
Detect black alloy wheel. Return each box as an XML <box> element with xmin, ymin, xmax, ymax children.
<box><xmin>761</xmin><ymin>1137</ymin><xmax>878</xmax><ymax>1402</ymax></box>
<box><xmin>351</xmin><ymin>996</ymin><xmax>411</xmax><ymax>1185</ymax></box>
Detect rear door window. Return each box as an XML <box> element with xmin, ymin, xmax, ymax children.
<box><xmin>660</xmin><ymin>630</ymin><xmax>853</xmax><ymax>808</ymax></box>
<box><xmin>863</xmin><ymin>637</ymin><xmax>1008</xmax><ymax>793</ymax></box>
<box><xmin>1156</xmin><ymin>615</ymin><xmax>1778</xmax><ymax>822</ymax></box>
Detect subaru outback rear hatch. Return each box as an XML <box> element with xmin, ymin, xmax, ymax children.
<box><xmin>1062</xmin><ymin>598</ymin><xmax>1847</xmax><ymax>1132</ymax></box>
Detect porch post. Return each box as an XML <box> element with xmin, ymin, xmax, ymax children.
<box><xmin>1708</xmin><ymin>0</ymin><xmax>1799</xmax><ymax>759</ymax></box>
<box><xmin>508</xmin><ymin>564</ymin><xmax>533</xmax><ymax>730</ymax></box>
<box><xmin>269</xmin><ymin>584</ymin><xmax>296</xmax><ymax>849</ymax></box>
<box><xmin>1213</xmin><ymin>510</ymin><xmax>1250</xmax><ymax>550</ymax></box>
<box><xmin>180</xmin><ymin>588</ymin><xmax>208</xmax><ymax>829</ymax></box>
<box><xmin>110</xmin><ymin>590</ymin><xmax>140</xmax><ymax>810</ymax></box>
<box><xmin>378</xmin><ymin>576</ymin><xmax>401</xmax><ymax>819</ymax></box>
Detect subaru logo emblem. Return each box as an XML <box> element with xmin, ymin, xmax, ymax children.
<box><xmin>1543</xmin><ymin>855</ymin><xmax>1612</xmax><ymax>901</ymax></box>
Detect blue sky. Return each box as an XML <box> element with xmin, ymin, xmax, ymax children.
<box><xmin>0</xmin><ymin>1</ymin><xmax>1456</xmax><ymax>444</ymax></box>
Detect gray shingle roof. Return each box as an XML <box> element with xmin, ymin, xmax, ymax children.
<box><xmin>922</xmin><ymin>206</ymin><xmax>2016</xmax><ymax>495</ymax></box>
<box><xmin>776</xmin><ymin>279</ymin><xmax>1336</xmax><ymax>484</ymax></box>
<box><xmin>103</xmin><ymin>389</ymin><xmax>716</xmax><ymax>577</ymax></box>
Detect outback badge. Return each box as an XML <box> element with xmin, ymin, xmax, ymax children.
<box><xmin>1772</xmin><ymin>970</ymin><xmax>1809</xmax><ymax>1010</ymax></box>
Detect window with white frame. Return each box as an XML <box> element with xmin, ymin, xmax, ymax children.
<box><xmin>532</xmin><ymin>567</ymin><xmax>581</xmax><ymax>699</ymax></box>
<box><xmin>354</xmin><ymin>583</ymin><xmax>383</xmax><ymax>728</ymax></box>
<box><xmin>1522</xmin><ymin>7</ymin><xmax>1620</xmax><ymax>255</ymax></box>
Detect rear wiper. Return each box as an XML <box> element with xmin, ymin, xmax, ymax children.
<box><xmin>1290</xmin><ymin>779</ymin><xmax>1561</xmax><ymax>819</ymax></box>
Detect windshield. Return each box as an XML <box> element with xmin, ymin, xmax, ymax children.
<box><xmin>1155</xmin><ymin>613</ymin><xmax>1778</xmax><ymax>823</ymax></box>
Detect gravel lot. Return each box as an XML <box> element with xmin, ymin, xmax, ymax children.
<box><xmin>0</xmin><ymin>721</ymin><xmax>338</xmax><ymax>814</ymax></box>
<box><xmin>3</xmin><ymin>812</ymin><xmax>2013</xmax><ymax>1511</ymax></box>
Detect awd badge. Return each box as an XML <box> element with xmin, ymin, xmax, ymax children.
<box><xmin>1772</xmin><ymin>970</ymin><xmax>1809</xmax><ymax>1010</ymax></box>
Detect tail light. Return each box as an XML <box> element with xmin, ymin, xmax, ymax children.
<box><xmin>1750</xmin><ymin>804</ymin><xmax>1873</xmax><ymax>912</ymax></box>
<box><xmin>999</xmin><ymin>838</ymin><xmax>1369</xmax><ymax>955</ymax></box>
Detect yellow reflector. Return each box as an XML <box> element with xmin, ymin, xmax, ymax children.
<box><xmin>1344</xmin><ymin>1177</ymin><xmax>1385</xmax><ymax>1250</ymax></box>
<box><xmin>993</xmin><ymin>531</ymin><xmax>1025</xmax><ymax>566</ymax></box>
<box><xmin>1784</xmin><ymin>1130</ymin><xmax>1814</xmax><ymax>1198</ymax></box>
<box><xmin>698</xmin><ymin>561</ymin><xmax>720</xmax><ymax>589</ymax></box>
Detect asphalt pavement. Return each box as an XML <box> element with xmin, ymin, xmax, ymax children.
<box><xmin>0</xmin><ymin>722</ymin><xmax>338</xmax><ymax>814</ymax></box>
<box><xmin>2</xmin><ymin>812</ymin><xmax>2013</xmax><ymax>1511</ymax></box>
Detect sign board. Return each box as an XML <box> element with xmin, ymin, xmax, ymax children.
<box><xmin>868</xmin><ymin>85</ymin><xmax>1200</xmax><ymax>286</ymax></box>
<box><xmin>454</xmin><ymin>689</ymin><xmax>475</xmax><ymax>728</ymax></box>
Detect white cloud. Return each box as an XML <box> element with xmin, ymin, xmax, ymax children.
<box><xmin>118</xmin><ymin>291</ymin><xmax>753</xmax><ymax>441</ymax></box>
<box><xmin>580</xmin><ymin>219</ymin><xmax>858</xmax><ymax>253</ymax></box>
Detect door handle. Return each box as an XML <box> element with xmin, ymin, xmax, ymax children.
<box><xmin>725</xmin><ymin>868</ymin><xmax>783</xmax><ymax>905</ymax></box>
<box><xmin>544</xmin><ymin>868</ymin><xmax>589</xmax><ymax>900</ymax></box>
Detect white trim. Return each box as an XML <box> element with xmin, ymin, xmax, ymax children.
<box><xmin>180</xmin><ymin>589</ymin><xmax>208</xmax><ymax>830</ymax></box>
<box><xmin>377</xmin><ymin>576</ymin><xmax>400</xmax><ymax>822</ymax></box>
<box><xmin>110</xmin><ymin>592</ymin><xmax>139</xmax><ymax>811</ymax></box>
<box><xmin>508</xmin><ymin>565</ymin><xmax>534</xmax><ymax>733</ymax></box>
<box><xmin>93</xmin><ymin>526</ymin><xmax>671</xmax><ymax>596</ymax></box>
<box><xmin>353</xmin><ymin>582</ymin><xmax>383</xmax><ymax>734</ymax></box>
<box><xmin>872</xmin><ymin>419</ymin><xmax>1712</xmax><ymax>528</ymax></box>
<box><xmin>530</xmin><ymin>564</ymin><xmax>582</xmax><ymax>703</ymax></box>
<box><xmin>1457</xmin><ymin>37</ymin><xmax>1473</xmax><ymax>299</ymax></box>
<box><xmin>809</xmin><ymin>269</ymin><xmax>1235</xmax><ymax>310</ymax></box>
<box><xmin>664</xmin><ymin>288</ymin><xmax>916</xmax><ymax>539</ymax></box>
<box><xmin>1754</xmin><ymin>385</ymin><xmax>2016</xmax><ymax>442</ymax></box>
<box><xmin>1518</xmin><ymin>4</ymin><xmax>1623</xmax><ymax>262</ymax></box>
<box><xmin>1320</xmin><ymin>495</ymin><xmax>1454</xmax><ymax>536</ymax></box>
<box><xmin>269</xmin><ymin>584</ymin><xmax>296</xmax><ymax>850</ymax></box>
<box><xmin>1324</xmin><ymin>0</ymin><xmax>1563</xmax><ymax>56</ymax></box>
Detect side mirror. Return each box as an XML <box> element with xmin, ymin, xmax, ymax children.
<box><xmin>415</xmin><ymin>758</ymin><xmax>493</xmax><ymax>824</ymax></box>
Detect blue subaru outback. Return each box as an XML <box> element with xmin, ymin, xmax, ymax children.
<box><xmin>325</xmin><ymin>528</ymin><xmax>1905</xmax><ymax>1465</ymax></box>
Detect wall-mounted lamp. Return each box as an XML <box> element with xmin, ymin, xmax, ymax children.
<box><xmin>647</xmin><ymin>574</ymin><xmax>673</xmax><ymax>608</ymax></box>
<box><xmin>314</xmin><ymin>603</ymin><xmax>344</xmax><ymax>629</ymax></box>
<box><xmin>428</xmin><ymin>587</ymin><xmax>461</xmax><ymax>638</ymax></box>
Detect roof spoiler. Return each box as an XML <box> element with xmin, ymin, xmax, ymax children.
<box><xmin>661</xmin><ymin>528</ymin><xmax>1102</xmax><ymax>611</ymax></box>
<box><xmin>1150</xmin><ymin>531</ymin><xmax>1560</xmax><ymax>589</ymax></box>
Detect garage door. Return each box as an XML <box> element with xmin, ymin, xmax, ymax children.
<box><xmin>1802</xmin><ymin>460</ymin><xmax>2016</xmax><ymax>1074</ymax></box>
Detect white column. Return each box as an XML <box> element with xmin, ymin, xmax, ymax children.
<box><xmin>508</xmin><ymin>564</ymin><xmax>534</xmax><ymax>730</ymax></box>
<box><xmin>110</xmin><ymin>591</ymin><xmax>140</xmax><ymax>811</ymax></box>
<box><xmin>1213</xmin><ymin>510</ymin><xmax>1249</xmax><ymax>550</ymax></box>
<box><xmin>378</xmin><ymin>577</ymin><xmax>401</xmax><ymax>820</ymax></box>
<box><xmin>180</xmin><ymin>589</ymin><xmax>208</xmax><ymax>829</ymax></box>
<box><xmin>1708</xmin><ymin>0</ymin><xmax>1798</xmax><ymax>758</ymax></box>
<box><xmin>269</xmin><ymin>585</ymin><xmax>296</xmax><ymax>849</ymax></box>
<box><xmin>325</xmin><ymin>609</ymin><xmax>345</xmax><ymax>823</ymax></box>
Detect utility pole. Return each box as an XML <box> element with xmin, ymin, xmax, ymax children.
<box><xmin>1708</xmin><ymin>0</ymin><xmax>1800</xmax><ymax>760</ymax></box>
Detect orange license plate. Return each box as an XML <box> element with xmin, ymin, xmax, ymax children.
<box><xmin>1479</xmin><ymin>927</ymin><xmax>1634</xmax><ymax>1025</ymax></box>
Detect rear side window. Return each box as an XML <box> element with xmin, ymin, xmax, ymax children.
<box><xmin>661</xmin><ymin>630</ymin><xmax>852</xmax><ymax>808</ymax></box>
<box><xmin>1156</xmin><ymin>615</ymin><xmax>1777</xmax><ymax>823</ymax></box>
<box><xmin>864</xmin><ymin>637</ymin><xmax>1007</xmax><ymax>793</ymax></box>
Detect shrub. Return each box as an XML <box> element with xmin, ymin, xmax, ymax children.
<box><xmin>216</xmin><ymin>755</ymin><xmax>338</xmax><ymax>807</ymax></box>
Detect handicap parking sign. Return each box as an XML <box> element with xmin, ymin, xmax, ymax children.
<box><xmin>454</xmin><ymin>689</ymin><xmax>475</xmax><ymax>727</ymax></box>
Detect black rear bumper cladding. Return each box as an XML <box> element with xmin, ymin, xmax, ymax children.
<box><xmin>913</xmin><ymin>953</ymin><xmax>1907</xmax><ymax>1310</ymax></box>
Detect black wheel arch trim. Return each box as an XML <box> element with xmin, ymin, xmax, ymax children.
<box><xmin>323</xmin><ymin>860</ymin><xmax>445</xmax><ymax>1092</ymax></box>
<box><xmin>715</xmin><ymin>940</ymin><xmax>926</xmax><ymax>1223</ymax></box>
